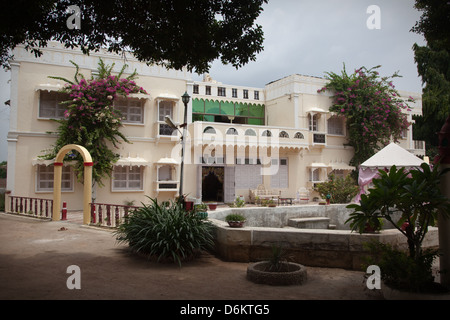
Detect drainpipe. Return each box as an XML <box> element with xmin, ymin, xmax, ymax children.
<box><xmin>437</xmin><ymin>116</ymin><xmax>450</xmax><ymax>288</ymax></box>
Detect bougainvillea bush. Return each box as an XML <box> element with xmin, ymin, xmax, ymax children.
<box><xmin>318</xmin><ymin>65</ymin><xmax>413</xmax><ymax>167</ymax></box>
<box><xmin>42</xmin><ymin>59</ymin><xmax>147</xmax><ymax>186</ymax></box>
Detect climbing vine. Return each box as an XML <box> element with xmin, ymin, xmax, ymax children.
<box><xmin>318</xmin><ymin>65</ymin><xmax>413</xmax><ymax>167</ymax></box>
<box><xmin>41</xmin><ymin>59</ymin><xmax>147</xmax><ymax>186</ymax></box>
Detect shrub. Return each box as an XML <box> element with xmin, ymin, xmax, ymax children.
<box><xmin>115</xmin><ymin>198</ymin><xmax>215</xmax><ymax>266</ymax></box>
<box><xmin>314</xmin><ymin>174</ymin><xmax>358</xmax><ymax>204</ymax></box>
<box><xmin>225</xmin><ymin>214</ymin><xmax>246</xmax><ymax>222</ymax></box>
<box><xmin>364</xmin><ymin>242</ymin><xmax>441</xmax><ymax>293</ymax></box>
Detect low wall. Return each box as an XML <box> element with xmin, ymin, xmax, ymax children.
<box><xmin>208</xmin><ymin>205</ymin><xmax>439</xmax><ymax>270</ymax></box>
<box><xmin>208</xmin><ymin>204</ymin><xmax>371</xmax><ymax>230</ymax></box>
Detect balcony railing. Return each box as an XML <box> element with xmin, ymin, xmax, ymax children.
<box><xmin>8</xmin><ymin>195</ymin><xmax>53</xmax><ymax>218</ymax></box>
<box><xmin>90</xmin><ymin>203</ymin><xmax>141</xmax><ymax>228</ymax></box>
<box><xmin>188</xmin><ymin>121</ymin><xmax>312</xmax><ymax>150</ymax></box>
<box><xmin>156</xmin><ymin>180</ymin><xmax>179</xmax><ymax>192</ymax></box>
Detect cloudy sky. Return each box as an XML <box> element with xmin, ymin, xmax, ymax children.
<box><xmin>194</xmin><ymin>0</ymin><xmax>425</xmax><ymax>92</ymax></box>
<box><xmin>0</xmin><ymin>0</ymin><xmax>425</xmax><ymax>162</ymax></box>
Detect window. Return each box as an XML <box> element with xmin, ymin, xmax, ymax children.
<box><xmin>401</xmin><ymin>128</ymin><xmax>408</xmax><ymax>139</ymax></box>
<box><xmin>37</xmin><ymin>165</ymin><xmax>73</xmax><ymax>192</ymax></box>
<box><xmin>193</xmin><ymin>84</ymin><xmax>199</xmax><ymax>94</ymax></box>
<box><xmin>254</xmin><ymin>91</ymin><xmax>260</xmax><ymax>100</ymax></box>
<box><xmin>112</xmin><ymin>166</ymin><xmax>143</xmax><ymax>191</ymax></box>
<box><xmin>158</xmin><ymin>165</ymin><xmax>173</xmax><ymax>181</ymax></box>
<box><xmin>310</xmin><ymin>168</ymin><xmax>320</xmax><ymax>182</ymax></box>
<box><xmin>245</xmin><ymin>129</ymin><xmax>256</xmax><ymax>136</ymax></box>
<box><xmin>39</xmin><ymin>91</ymin><xmax>69</xmax><ymax>119</ymax></box>
<box><xmin>115</xmin><ymin>98</ymin><xmax>144</xmax><ymax>124</ymax></box>
<box><xmin>218</xmin><ymin>87</ymin><xmax>226</xmax><ymax>97</ymax></box>
<box><xmin>308</xmin><ymin>114</ymin><xmax>319</xmax><ymax>131</ymax></box>
<box><xmin>235</xmin><ymin>162</ymin><xmax>262</xmax><ymax>189</ymax></box>
<box><xmin>192</xmin><ymin>98</ymin><xmax>265</xmax><ymax>126</ymax></box>
<box><xmin>226</xmin><ymin>128</ymin><xmax>238</xmax><ymax>135</ymax></box>
<box><xmin>232</xmin><ymin>88</ymin><xmax>238</xmax><ymax>98</ymax></box>
<box><xmin>203</xmin><ymin>126</ymin><xmax>216</xmax><ymax>134</ymax></box>
<box><xmin>205</xmin><ymin>86</ymin><xmax>211</xmax><ymax>95</ymax></box>
<box><xmin>262</xmin><ymin>130</ymin><xmax>272</xmax><ymax>137</ymax></box>
<box><xmin>328</xmin><ymin>116</ymin><xmax>344</xmax><ymax>135</ymax></box>
<box><xmin>294</xmin><ymin>132</ymin><xmax>304</xmax><ymax>139</ymax></box>
<box><xmin>243</xmin><ymin>89</ymin><xmax>249</xmax><ymax>99</ymax></box>
<box><xmin>158</xmin><ymin>100</ymin><xmax>173</xmax><ymax>121</ymax></box>
<box><xmin>157</xmin><ymin>165</ymin><xmax>177</xmax><ymax>189</ymax></box>
<box><xmin>271</xmin><ymin>158</ymin><xmax>288</xmax><ymax>188</ymax></box>
<box><xmin>279</xmin><ymin>131</ymin><xmax>289</xmax><ymax>138</ymax></box>
<box><xmin>158</xmin><ymin>100</ymin><xmax>175</xmax><ymax>136</ymax></box>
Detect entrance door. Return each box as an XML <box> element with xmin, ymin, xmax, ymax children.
<box><xmin>224</xmin><ymin>166</ymin><xmax>235</xmax><ymax>203</ymax></box>
<box><xmin>202</xmin><ymin>166</ymin><xmax>224</xmax><ymax>202</ymax></box>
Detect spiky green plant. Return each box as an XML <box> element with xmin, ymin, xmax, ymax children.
<box><xmin>115</xmin><ymin>198</ymin><xmax>215</xmax><ymax>266</ymax></box>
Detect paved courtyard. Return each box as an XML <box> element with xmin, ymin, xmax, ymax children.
<box><xmin>0</xmin><ymin>212</ymin><xmax>384</xmax><ymax>301</ymax></box>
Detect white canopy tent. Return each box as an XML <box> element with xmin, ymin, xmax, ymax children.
<box><xmin>355</xmin><ymin>143</ymin><xmax>426</xmax><ymax>202</ymax></box>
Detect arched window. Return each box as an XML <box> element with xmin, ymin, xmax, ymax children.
<box><xmin>294</xmin><ymin>132</ymin><xmax>304</xmax><ymax>139</ymax></box>
<box><xmin>244</xmin><ymin>129</ymin><xmax>257</xmax><ymax>136</ymax></box>
<box><xmin>226</xmin><ymin>128</ymin><xmax>238</xmax><ymax>135</ymax></box>
<box><xmin>262</xmin><ymin>130</ymin><xmax>272</xmax><ymax>137</ymax></box>
<box><xmin>203</xmin><ymin>126</ymin><xmax>216</xmax><ymax>134</ymax></box>
<box><xmin>279</xmin><ymin>131</ymin><xmax>289</xmax><ymax>138</ymax></box>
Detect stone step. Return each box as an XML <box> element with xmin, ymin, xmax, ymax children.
<box><xmin>287</xmin><ymin>217</ymin><xmax>331</xmax><ymax>229</ymax></box>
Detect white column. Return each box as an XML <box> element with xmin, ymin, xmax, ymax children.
<box><xmin>293</xmin><ymin>93</ymin><xmax>300</xmax><ymax>129</ymax></box>
<box><xmin>6</xmin><ymin>62</ymin><xmax>20</xmax><ymax>194</ymax></box>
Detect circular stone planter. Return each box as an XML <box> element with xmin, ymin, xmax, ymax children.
<box><xmin>247</xmin><ymin>261</ymin><xmax>307</xmax><ymax>286</ymax></box>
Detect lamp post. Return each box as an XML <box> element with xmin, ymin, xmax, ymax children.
<box><xmin>165</xmin><ymin>92</ymin><xmax>190</xmax><ymax>206</ymax></box>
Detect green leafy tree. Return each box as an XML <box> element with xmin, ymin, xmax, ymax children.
<box><xmin>346</xmin><ymin>163</ymin><xmax>450</xmax><ymax>261</ymax></box>
<box><xmin>41</xmin><ymin>59</ymin><xmax>147</xmax><ymax>186</ymax></box>
<box><xmin>347</xmin><ymin>163</ymin><xmax>450</xmax><ymax>292</ymax></box>
<box><xmin>0</xmin><ymin>0</ymin><xmax>267</xmax><ymax>73</ymax></box>
<box><xmin>318</xmin><ymin>65</ymin><xmax>412</xmax><ymax>168</ymax></box>
<box><xmin>411</xmin><ymin>0</ymin><xmax>450</xmax><ymax>159</ymax></box>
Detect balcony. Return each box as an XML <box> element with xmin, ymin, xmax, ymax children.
<box><xmin>187</xmin><ymin>121</ymin><xmax>311</xmax><ymax>151</ymax></box>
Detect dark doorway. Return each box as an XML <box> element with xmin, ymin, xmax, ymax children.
<box><xmin>202</xmin><ymin>166</ymin><xmax>224</xmax><ymax>202</ymax></box>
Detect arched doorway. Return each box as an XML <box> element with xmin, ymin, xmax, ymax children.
<box><xmin>202</xmin><ymin>166</ymin><xmax>224</xmax><ymax>202</ymax></box>
<box><xmin>52</xmin><ymin>144</ymin><xmax>93</xmax><ymax>225</ymax></box>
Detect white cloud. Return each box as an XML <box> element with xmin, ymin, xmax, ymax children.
<box><xmin>197</xmin><ymin>0</ymin><xmax>426</xmax><ymax>92</ymax></box>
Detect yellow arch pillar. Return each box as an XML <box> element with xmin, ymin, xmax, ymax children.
<box><xmin>52</xmin><ymin>144</ymin><xmax>93</xmax><ymax>225</ymax></box>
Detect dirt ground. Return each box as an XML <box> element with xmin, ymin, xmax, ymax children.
<box><xmin>0</xmin><ymin>212</ymin><xmax>383</xmax><ymax>302</ymax></box>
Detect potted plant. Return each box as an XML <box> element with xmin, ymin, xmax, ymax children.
<box><xmin>194</xmin><ymin>203</ymin><xmax>208</xmax><ymax>219</ymax></box>
<box><xmin>246</xmin><ymin>244</ymin><xmax>307</xmax><ymax>286</ymax></box>
<box><xmin>225</xmin><ymin>213</ymin><xmax>246</xmax><ymax>228</ymax></box>
<box><xmin>207</xmin><ymin>202</ymin><xmax>217</xmax><ymax>211</ymax></box>
<box><xmin>346</xmin><ymin>164</ymin><xmax>450</xmax><ymax>296</ymax></box>
<box><xmin>228</xmin><ymin>197</ymin><xmax>245</xmax><ymax>208</ymax></box>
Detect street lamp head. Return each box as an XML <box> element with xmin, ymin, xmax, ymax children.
<box><xmin>182</xmin><ymin>91</ymin><xmax>190</xmax><ymax>105</ymax></box>
<box><xmin>164</xmin><ymin>115</ymin><xmax>177</xmax><ymax>129</ymax></box>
